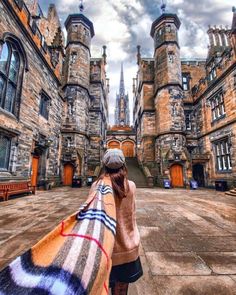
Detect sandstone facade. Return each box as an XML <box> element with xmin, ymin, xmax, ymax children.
<box><xmin>133</xmin><ymin>9</ymin><xmax>236</xmax><ymax>188</ymax></box>
<box><xmin>0</xmin><ymin>0</ymin><xmax>109</xmax><ymax>188</ymax></box>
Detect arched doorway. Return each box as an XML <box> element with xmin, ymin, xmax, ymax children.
<box><xmin>63</xmin><ymin>164</ymin><xmax>74</xmax><ymax>186</ymax></box>
<box><xmin>193</xmin><ymin>164</ymin><xmax>205</xmax><ymax>187</ymax></box>
<box><xmin>170</xmin><ymin>164</ymin><xmax>184</xmax><ymax>187</ymax></box>
<box><xmin>122</xmin><ymin>141</ymin><xmax>135</xmax><ymax>157</ymax></box>
<box><xmin>108</xmin><ymin>140</ymin><xmax>120</xmax><ymax>149</ymax></box>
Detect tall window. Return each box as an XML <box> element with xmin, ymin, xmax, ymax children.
<box><xmin>39</xmin><ymin>92</ymin><xmax>50</xmax><ymax>120</ymax></box>
<box><xmin>0</xmin><ymin>134</ymin><xmax>11</xmax><ymax>171</ymax></box>
<box><xmin>185</xmin><ymin>111</ymin><xmax>192</xmax><ymax>130</ymax></box>
<box><xmin>215</xmin><ymin>139</ymin><xmax>232</xmax><ymax>172</ymax></box>
<box><xmin>209</xmin><ymin>67</ymin><xmax>217</xmax><ymax>81</ymax></box>
<box><xmin>182</xmin><ymin>73</ymin><xmax>190</xmax><ymax>91</ymax></box>
<box><xmin>211</xmin><ymin>91</ymin><xmax>225</xmax><ymax>121</ymax></box>
<box><xmin>0</xmin><ymin>42</ymin><xmax>21</xmax><ymax>115</ymax></box>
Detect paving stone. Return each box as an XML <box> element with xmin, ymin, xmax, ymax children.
<box><xmin>198</xmin><ymin>252</ymin><xmax>236</xmax><ymax>274</ymax></box>
<box><xmin>168</xmin><ymin>236</ymin><xmax>236</xmax><ymax>252</ymax></box>
<box><xmin>1</xmin><ymin>187</ymin><xmax>236</xmax><ymax>293</ymax></box>
<box><xmin>153</xmin><ymin>276</ymin><xmax>236</xmax><ymax>295</ymax></box>
<box><xmin>146</xmin><ymin>252</ymin><xmax>211</xmax><ymax>275</ymax></box>
<box><xmin>139</xmin><ymin>227</ymin><xmax>173</xmax><ymax>252</ymax></box>
<box><xmin>129</xmin><ymin>255</ymin><xmax>159</xmax><ymax>295</ymax></box>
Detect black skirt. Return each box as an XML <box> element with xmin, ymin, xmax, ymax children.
<box><xmin>109</xmin><ymin>257</ymin><xmax>143</xmax><ymax>286</ymax></box>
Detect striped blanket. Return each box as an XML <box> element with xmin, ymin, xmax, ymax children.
<box><xmin>0</xmin><ymin>180</ymin><xmax>116</xmax><ymax>295</ymax></box>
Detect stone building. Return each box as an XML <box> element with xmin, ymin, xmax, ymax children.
<box><xmin>107</xmin><ymin>64</ymin><xmax>136</xmax><ymax>158</ymax></box>
<box><xmin>0</xmin><ymin>0</ymin><xmax>109</xmax><ymax>188</ymax></box>
<box><xmin>133</xmin><ymin>7</ymin><xmax>236</xmax><ymax>188</ymax></box>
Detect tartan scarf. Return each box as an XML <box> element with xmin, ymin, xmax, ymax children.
<box><xmin>0</xmin><ymin>179</ymin><xmax>116</xmax><ymax>295</ymax></box>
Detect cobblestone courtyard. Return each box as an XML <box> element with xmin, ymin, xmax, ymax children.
<box><xmin>0</xmin><ymin>187</ymin><xmax>236</xmax><ymax>294</ymax></box>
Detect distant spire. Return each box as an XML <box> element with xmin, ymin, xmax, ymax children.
<box><xmin>161</xmin><ymin>0</ymin><xmax>166</xmax><ymax>14</ymax></box>
<box><xmin>79</xmin><ymin>0</ymin><xmax>84</xmax><ymax>13</ymax></box>
<box><xmin>119</xmin><ymin>63</ymin><xmax>125</xmax><ymax>96</ymax></box>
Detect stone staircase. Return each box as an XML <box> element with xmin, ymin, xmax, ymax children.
<box><xmin>225</xmin><ymin>188</ymin><xmax>236</xmax><ymax>197</ymax></box>
<box><xmin>126</xmin><ymin>157</ymin><xmax>148</xmax><ymax>188</ymax></box>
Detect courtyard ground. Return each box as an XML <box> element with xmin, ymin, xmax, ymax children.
<box><xmin>0</xmin><ymin>187</ymin><xmax>236</xmax><ymax>294</ymax></box>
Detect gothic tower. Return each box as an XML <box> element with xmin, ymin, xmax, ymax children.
<box><xmin>62</xmin><ymin>8</ymin><xmax>95</xmax><ymax>179</ymax></box>
<box><xmin>115</xmin><ymin>64</ymin><xmax>130</xmax><ymax>126</ymax></box>
<box><xmin>151</xmin><ymin>6</ymin><xmax>188</xmax><ymax>186</ymax></box>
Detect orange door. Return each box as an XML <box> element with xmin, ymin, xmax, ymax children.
<box><xmin>122</xmin><ymin>141</ymin><xmax>134</xmax><ymax>157</ymax></box>
<box><xmin>108</xmin><ymin>141</ymin><xmax>120</xmax><ymax>149</ymax></box>
<box><xmin>170</xmin><ymin>164</ymin><xmax>184</xmax><ymax>187</ymax></box>
<box><xmin>63</xmin><ymin>164</ymin><xmax>74</xmax><ymax>186</ymax></box>
<box><xmin>31</xmin><ymin>156</ymin><xmax>39</xmax><ymax>187</ymax></box>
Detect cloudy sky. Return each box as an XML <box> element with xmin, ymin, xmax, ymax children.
<box><xmin>39</xmin><ymin>0</ymin><xmax>233</xmax><ymax>125</ymax></box>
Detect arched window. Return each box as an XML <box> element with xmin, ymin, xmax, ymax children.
<box><xmin>0</xmin><ymin>39</ymin><xmax>24</xmax><ymax>116</ymax></box>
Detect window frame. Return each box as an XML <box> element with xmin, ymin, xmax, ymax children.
<box><xmin>0</xmin><ymin>34</ymin><xmax>28</xmax><ymax>118</ymax></box>
<box><xmin>182</xmin><ymin>73</ymin><xmax>190</xmax><ymax>91</ymax></box>
<box><xmin>39</xmin><ymin>91</ymin><xmax>51</xmax><ymax>120</ymax></box>
<box><xmin>185</xmin><ymin>111</ymin><xmax>192</xmax><ymax>131</ymax></box>
<box><xmin>214</xmin><ymin>138</ymin><xmax>232</xmax><ymax>173</ymax></box>
<box><xmin>0</xmin><ymin>42</ymin><xmax>21</xmax><ymax>114</ymax></box>
<box><xmin>0</xmin><ymin>133</ymin><xmax>11</xmax><ymax>171</ymax></box>
<box><xmin>210</xmin><ymin>91</ymin><xmax>225</xmax><ymax>122</ymax></box>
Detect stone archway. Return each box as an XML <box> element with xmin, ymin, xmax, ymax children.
<box><xmin>170</xmin><ymin>164</ymin><xmax>184</xmax><ymax>187</ymax></box>
<box><xmin>122</xmin><ymin>140</ymin><xmax>135</xmax><ymax>157</ymax></box>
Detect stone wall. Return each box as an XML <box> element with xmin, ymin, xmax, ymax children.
<box><xmin>0</xmin><ymin>0</ymin><xmax>64</xmax><ymax>187</ymax></box>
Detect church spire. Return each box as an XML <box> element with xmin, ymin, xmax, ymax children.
<box><xmin>114</xmin><ymin>63</ymin><xmax>130</xmax><ymax>126</ymax></box>
<box><xmin>119</xmin><ymin>63</ymin><xmax>125</xmax><ymax>96</ymax></box>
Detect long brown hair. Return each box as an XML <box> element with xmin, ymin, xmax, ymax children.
<box><xmin>96</xmin><ymin>165</ymin><xmax>130</xmax><ymax>199</ymax></box>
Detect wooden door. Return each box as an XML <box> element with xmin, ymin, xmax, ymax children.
<box><xmin>31</xmin><ymin>156</ymin><xmax>39</xmax><ymax>187</ymax></box>
<box><xmin>170</xmin><ymin>164</ymin><xmax>184</xmax><ymax>187</ymax></box>
<box><xmin>122</xmin><ymin>141</ymin><xmax>134</xmax><ymax>157</ymax></box>
<box><xmin>63</xmin><ymin>164</ymin><xmax>74</xmax><ymax>186</ymax></box>
<box><xmin>108</xmin><ymin>141</ymin><xmax>120</xmax><ymax>149</ymax></box>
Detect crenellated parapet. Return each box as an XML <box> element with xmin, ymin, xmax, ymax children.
<box><xmin>207</xmin><ymin>25</ymin><xmax>231</xmax><ymax>60</ymax></box>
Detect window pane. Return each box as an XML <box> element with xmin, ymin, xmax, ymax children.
<box><xmin>226</xmin><ymin>142</ymin><xmax>229</xmax><ymax>154</ymax></box>
<box><xmin>9</xmin><ymin>50</ymin><xmax>20</xmax><ymax>83</ymax></box>
<box><xmin>221</xmin><ymin>103</ymin><xmax>225</xmax><ymax>114</ymax></box>
<box><xmin>4</xmin><ymin>82</ymin><xmax>16</xmax><ymax>113</ymax></box>
<box><xmin>222</xmin><ymin>156</ymin><xmax>227</xmax><ymax>170</ymax></box>
<box><xmin>217</xmin><ymin>157</ymin><xmax>222</xmax><ymax>170</ymax></box>
<box><xmin>40</xmin><ymin>94</ymin><xmax>49</xmax><ymax>119</ymax></box>
<box><xmin>228</xmin><ymin>155</ymin><xmax>232</xmax><ymax>170</ymax></box>
<box><xmin>0</xmin><ymin>75</ymin><xmax>6</xmax><ymax>103</ymax></box>
<box><xmin>0</xmin><ymin>135</ymin><xmax>11</xmax><ymax>170</ymax></box>
<box><xmin>0</xmin><ymin>43</ymin><xmax>9</xmax><ymax>74</ymax></box>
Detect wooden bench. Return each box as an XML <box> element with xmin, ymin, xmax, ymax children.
<box><xmin>0</xmin><ymin>190</ymin><xmax>6</xmax><ymax>202</ymax></box>
<box><xmin>0</xmin><ymin>181</ymin><xmax>36</xmax><ymax>201</ymax></box>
